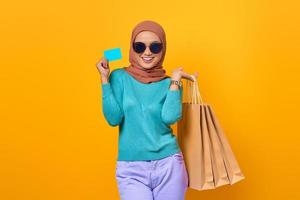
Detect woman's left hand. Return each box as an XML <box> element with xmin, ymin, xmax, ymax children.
<box><xmin>171</xmin><ymin>66</ymin><xmax>199</xmax><ymax>82</ymax></box>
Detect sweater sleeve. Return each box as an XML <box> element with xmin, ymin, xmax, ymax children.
<box><xmin>101</xmin><ymin>69</ymin><xmax>124</xmax><ymax>127</ymax></box>
<box><xmin>161</xmin><ymin>86</ymin><xmax>183</xmax><ymax>125</ymax></box>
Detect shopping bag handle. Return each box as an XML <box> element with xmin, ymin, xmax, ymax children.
<box><xmin>186</xmin><ymin>75</ymin><xmax>203</xmax><ymax>104</ymax></box>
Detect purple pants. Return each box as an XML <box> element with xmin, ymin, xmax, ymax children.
<box><xmin>115</xmin><ymin>151</ymin><xmax>189</xmax><ymax>200</ymax></box>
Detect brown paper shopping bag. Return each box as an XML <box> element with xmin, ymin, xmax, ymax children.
<box><xmin>177</xmin><ymin>75</ymin><xmax>245</xmax><ymax>191</ymax></box>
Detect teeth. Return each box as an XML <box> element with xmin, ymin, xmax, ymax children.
<box><xmin>142</xmin><ymin>57</ymin><xmax>153</xmax><ymax>61</ymax></box>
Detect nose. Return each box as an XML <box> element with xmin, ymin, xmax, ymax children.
<box><xmin>144</xmin><ymin>46</ymin><xmax>152</xmax><ymax>56</ymax></box>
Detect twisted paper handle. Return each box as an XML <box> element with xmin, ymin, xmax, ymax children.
<box><xmin>186</xmin><ymin>75</ymin><xmax>203</xmax><ymax>104</ymax></box>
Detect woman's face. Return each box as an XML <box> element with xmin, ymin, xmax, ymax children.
<box><xmin>133</xmin><ymin>31</ymin><xmax>163</xmax><ymax>70</ymax></box>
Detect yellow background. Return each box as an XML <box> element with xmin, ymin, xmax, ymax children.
<box><xmin>1</xmin><ymin>0</ymin><xmax>299</xmax><ymax>199</ymax></box>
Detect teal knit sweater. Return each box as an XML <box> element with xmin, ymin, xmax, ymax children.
<box><xmin>101</xmin><ymin>67</ymin><xmax>182</xmax><ymax>161</ymax></box>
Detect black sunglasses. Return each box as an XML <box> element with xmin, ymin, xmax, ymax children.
<box><xmin>132</xmin><ymin>42</ymin><xmax>163</xmax><ymax>54</ymax></box>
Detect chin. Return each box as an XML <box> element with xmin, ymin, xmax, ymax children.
<box><xmin>139</xmin><ymin>63</ymin><xmax>156</xmax><ymax>69</ymax></box>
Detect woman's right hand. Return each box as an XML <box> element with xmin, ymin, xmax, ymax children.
<box><xmin>96</xmin><ymin>57</ymin><xmax>110</xmax><ymax>83</ymax></box>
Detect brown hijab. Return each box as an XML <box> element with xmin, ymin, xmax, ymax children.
<box><xmin>124</xmin><ymin>20</ymin><xmax>170</xmax><ymax>84</ymax></box>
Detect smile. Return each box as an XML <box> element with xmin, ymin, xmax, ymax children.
<box><xmin>142</xmin><ymin>57</ymin><xmax>154</xmax><ymax>63</ymax></box>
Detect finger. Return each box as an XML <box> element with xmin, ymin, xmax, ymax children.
<box><xmin>194</xmin><ymin>72</ymin><xmax>199</xmax><ymax>78</ymax></box>
<box><xmin>102</xmin><ymin>56</ymin><xmax>107</xmax><ymax>61</ymax></box>
<box><xmin>181</xmin><ymin>71</ymin><xmax>195</xmax><ymax>81</ymax></box>
<box><xmin>181</xmin><ymin>76</ymin><xmax>194</xmax><ymax>81</ymax></box>
<box><xmin>101</xmin><ymin>62</ymin><xmax>107</xmax><ymax>69</ymax></box>
<box><xmin>173</xmin><ymin>66</ymin><xmax>183</xmax><ymax>71</ymax></box>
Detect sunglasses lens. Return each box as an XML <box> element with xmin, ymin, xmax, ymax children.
<box><xmin>133</xmin><ymin>42</ymin><xmax>146</xmax><ymax>53</ymax></box>
<box><xmin>150</xmin><ymin>42</ymin><xmax>163</xmax><ymax>54</ymax></box>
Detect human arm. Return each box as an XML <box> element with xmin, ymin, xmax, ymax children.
<box><xmin>161</xmin><ymin>66</ymin><xmax>198</xmax><ymax>125</ymax></box>
<box><xmin>161</xmin><ymin>85</ymin><xmax>183</xmax><ymax>125</ymax></box>
<box><xmin>96</xmin><ymin>57</ymin><xmax>124</xmax><ymax>127</ymax></box>
<box><xmin>101</xmin><ymin>70</ymin><xmax>124</xmax><ymax>127</ymax></box>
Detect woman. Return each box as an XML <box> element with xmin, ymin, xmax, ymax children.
<box><xmin>96</xmin><ymin>20</ymin><xmax>198</xmax><ymax>200</ymax></box>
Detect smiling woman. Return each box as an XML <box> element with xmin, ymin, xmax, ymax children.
<box><xmin>96</xmin><ymin>20</ymin><xmax>198</xmax><ymax>200</ymax></box>
<box><xmin>123</xmin><ymin>20</ymin><xmax>170</xmax><ymax>84</ymax></box>
<box><xmin>132</xmin><ymin>32</ymin><xmax>163</xmax><ymax>67</ymax></box>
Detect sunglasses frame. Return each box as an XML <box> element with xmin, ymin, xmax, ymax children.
<box><xmin>132</xmin><ymin>41</ymin><xmax>163</xmax><ymax>54</ymax></box>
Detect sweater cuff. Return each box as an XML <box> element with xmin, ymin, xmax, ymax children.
<box><xmin>167</xmin><ymin>88</ymin><xmax>181</xmax><ymax>99</ymax></box>
<box><xmin>101</xmin><ymin>83</ymin><xmax>113</xmax><ymax>98</ymax></box>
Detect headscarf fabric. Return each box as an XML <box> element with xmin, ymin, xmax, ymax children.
<box><xmin>124</xmin><ymin>20</ymin><xmax>170</xmax><ymax>84</ymax></box>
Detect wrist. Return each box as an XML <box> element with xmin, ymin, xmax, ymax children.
<box><xmin>169</xmin><ymin>79</ymin><xmax>182</xmax><ymax>90</ymax></box>
<box><xmin>170</xmin><ymin>84</ymin><xmax>179</xmax><ymax>90</ymax></box>
<box><xmin>101</xmin><ymin>76</ymin><xmax>109</xmax><ymax>84</ymax></box>
<box><xmin>170</xmin><ymin>79</ymin><xmax>182</xmax><ymax>86</ymax></box>
<box><xmin>171</xmin><ymin>77</ymin><xmax>180</xmax><ymax>81</ymax></box>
